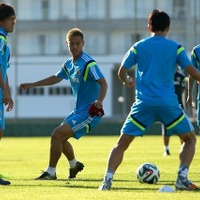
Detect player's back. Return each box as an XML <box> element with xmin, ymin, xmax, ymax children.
<box><xmin>135</xmin><ymin>36</ymin><xmax>180</xmax><ymax>106</ymax></box>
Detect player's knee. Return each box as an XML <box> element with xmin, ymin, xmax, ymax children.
<box><xmin>51</xmin><ymin>127</ymin><xmax>62</xmax><ymax>140</ymax></box>
<box><xmin>181</xmin><ymin>132</ymin><xmax>196</xmax><ymax>145</ymax></box>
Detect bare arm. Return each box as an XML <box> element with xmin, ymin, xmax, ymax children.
<box><xmin>94</xmin><ymin>78</ymin><xmax>108</xmax><ymax>108</ymax></box>
<box><xmin>5</xmin><ymin>76</ymin><xmax>14</xmax><ymax>112</ymax></box>
<box><xmin>0</xmin><ymin>68</ymin><xmax>13</xmax><ymax>111</ymax></box>
<box><xmin>118</xmin><ymin>66</ymin><xmax>134</xmax><ymax>87</ymax></box>
<box><xmin>185</xmin><ymin>65</ymin><xmax>200</xmax><ymax>82</ymax></box>
<box><xmin>20</xmin><ymin>75</ymin><xmax>62</xmax><ymax>90</ymax></box>
<box><xmin>187</xmin><ymin>74</ymin><xmax>196</xmax><ymax>107</ymax></box>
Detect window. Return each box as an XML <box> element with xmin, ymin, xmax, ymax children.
<box><xmin>18</xmin><ymin>86</ymin><xmax>73</xmax><ymax>96</ymax></box>
<box><xmin>77</xmin><ymin>0</ymin><xmax>105</xmax><ymax>19</ymax></box>
<box><xmin>173</xmin><ymin>0</ymin><xmax>185</xmax><ymax>7</ymax></box>
<box><xmin>18</xmin><ymin>88</ymin><xmax>44</xmax><ymax>96</ymax></box>
<box><xmin>41</xmin><ymin>0</ymin><xmax>49</xmax><ymax>19</ymax></box>
<box><xmin>173</xmin><ymin>0</ymin><xmax>186</xmax><ymax>18</ymax></box>
<box><xmin>38</xmin><ymin>35</ymin><xmax>46</xmax><ymax>55</ymax></box>
<box><xmin>48</xmin><ymin>87</ymin><xmax>73</xmax><ymax>95</ymax></box>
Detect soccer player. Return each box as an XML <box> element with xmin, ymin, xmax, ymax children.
<box><xmin>20</xmin><ymin>28</ymin><xmax>107</xmax><ymax>180</ymax></box>
<box><xmin>0</xmin><ymin>3</ymin><xmax>16</xmax><ymax>186</ymax></box>
<box><xmin>187</xmin><ymin>45</ymin><xmax>200</xmax><ymax>132</ymax></box>
<box><xmin>99</xmin><ymin>9</ymin><xmax>200</xmax><ymax>191</ymax></box>
<box><xmin>162</xmin><ymin>69</ymin><xmax>186</xmax><ymax>156</ymax></box>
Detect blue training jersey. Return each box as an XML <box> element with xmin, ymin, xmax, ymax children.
<box><xmin>121</xmin><ymin>36</ymin><xmax>191</xmax><ymax>106</ymax></box>
<box><xmin>191</xmin><ymin>44</ymin><xmax>200</xmax><ymax>100</ymax></box>
<box><xmin>56</xmin><ymin>51</ymin><xmax>105</xmax><ymax>113</ymax></box>
<box><xmin>0</xmin><ymin>27</ymin><xmax>10</xmax><ymax>100</ymax></box>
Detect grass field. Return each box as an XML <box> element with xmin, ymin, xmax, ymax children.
<box><xmin>0</xmin><ymin>135</ymin><xmax>200</xmax><ymax>200</ymax></box>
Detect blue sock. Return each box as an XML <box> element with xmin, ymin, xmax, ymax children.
<box><xmin>105</xmin><ymin>170</ymin><xmax>114</xmax><ymax>180</ymax></box>
<box><xmin>178</xmin><ymin>165</ymin><xmax>188</xmax><ymax>180</ymax></box>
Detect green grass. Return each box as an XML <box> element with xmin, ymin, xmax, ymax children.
<box><xmin>0</xmin><ymin>135</ymin><xmax>200</xmax><ymax>200</ymax></box>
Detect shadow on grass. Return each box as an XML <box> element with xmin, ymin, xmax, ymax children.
<box><xmin>8</xmin><ymin>178</ymin><xmax>192</xmax><ymax>192</ymax></box>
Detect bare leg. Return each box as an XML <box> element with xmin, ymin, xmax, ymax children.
<box><xmin>0</xmin><ymin>129</ymin><xmax>3</xmax><ymax>140</ymax></box>
<box><xmin>106</xmin><ymin>134</ymin><xmax>135</xmax><ymax>172</ymax></box>
<box><xmin>162</xmin><ymin>124</ymin><xmax>169</xmax><ymax>146</ymax></box>
<box><xmin>178</xmin><ymin>131</ymin><xmax>196</xmax><ymax>167</ymax></box>
<box><xmin>99</xmin><ymin>134</ymin><xmax>135</xmax><ymax>190</ymax></box>
<box><xmin>62</xmin><ymin>140</ymin><xmax>75</xmax><ymax>161</ymax></box>
<box><xmin>174</xmin><ymin>131</ymin><xmax>200</xmax><ymax>190</ymax></box>
<box><xmin>49</xmin><ymin>123</ymin><xmax>74</xmax><ymax>168</ymax></box>
<box><xmin>0</xmin><ymin>129</ymin><xmax>11</xmax><ymax>185</ymax></box>
<box><xmin>164</xmin><ymin>136</ymin><xmax>170</xmax><ymax>147</ymax></box>
<box><xmin>162</xmin><ymin>124</ymin><xmax>171</xmax><ymax>155</ymax></box>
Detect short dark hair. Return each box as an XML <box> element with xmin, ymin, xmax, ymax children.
<box><xmin>148</xmin><ymin>9</ymin><xmax>170</xmax><ymax>32</ymax></box>
<box><xmin>66</xmin><ymin>28</ymin><xmax>84</xmax><ymax>41</ymax></box>
<box><xmin>0</xmin><ymin>2</ymin><xmax>15</xmax><ymax>21</ymax></box>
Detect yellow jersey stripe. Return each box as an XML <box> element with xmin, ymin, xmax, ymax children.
<box><xmin>83</xmin><ymin>61</ymin><xmax>96</xmax><ymax>81</ymax></box>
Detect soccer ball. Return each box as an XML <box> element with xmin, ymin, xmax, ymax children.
<box><xmin>136</xmin><ymin>163</ymin><xmax>160</xmax><ymax>184</ymax></box>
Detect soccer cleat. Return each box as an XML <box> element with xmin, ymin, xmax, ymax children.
<box><xmin>175</xmin><ymin>178</ymin><xmax>200</xmax><ymax>190</ymax></box>
<box><xmin>68</xmin><ymin>161</ymin><xmax>84</xmax><ymax>178</ymax></box>
<box><xmin>164</xmin><ymin>149</ymin><xmax>170</xmax><ymax>156</ymax></box>
<box><xmin>35</xmin><ymin>171</ymin><xmax>57</xmax><ymax>180</ymax></box>
<box><xmin>98</xmin><ymin>177</ymin><xmax>112</xmax><ymax>191</ymax></box>
<box><xmin>0</xmin><ymin>178</ymin><xmax>11</xmax><ymax>185</ymax></box>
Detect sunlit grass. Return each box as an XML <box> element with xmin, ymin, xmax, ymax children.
<box><xmin>0</xmin><ymin>135</ymin><xmax>200</xmax><ymax>200</ymax></box>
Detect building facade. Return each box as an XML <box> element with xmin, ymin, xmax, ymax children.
<box><xmin>4</xmin><ymin>0</ymin><xmax>200</xmax><ymax>119</ymax></box>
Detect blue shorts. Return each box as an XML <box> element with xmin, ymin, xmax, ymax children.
<box><xmin>62</xmin><ymin>111</ymin><xmax>102</xmax><ymax>139</ymax></box>
<box><xmin>121</xmin><ymin>102</ymin><xmax>194</xmax><ymax>137</ymax></box>
<box><xmin>0</xmin><ymin>103</ymin><xmax>5</xmax><ymax>131</ymax></box>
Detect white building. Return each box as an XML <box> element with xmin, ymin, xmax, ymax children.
<box><xmin>4</xmin><ymin>0</ymin><xmax>200</xmax><ymax>119</ymax></box>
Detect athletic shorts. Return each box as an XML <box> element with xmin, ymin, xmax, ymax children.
<box><xmin>0</xmin><ymin>103</ymin><xmax>5</xmax><ymax>131</ymax></box>
<box><xmin>62</xmin><ymin>111</ymin><xmax>102</xmax><ymax>139</ymax></box>
<box><xmin>121</xmin><ymin>102</ymin><xmax>194</xmax><ymax>137</ymax></box>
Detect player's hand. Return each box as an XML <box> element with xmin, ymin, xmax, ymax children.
<box><xmin>2</xmin><ymin>96</ymin><xmax>14</xmax><ymax>112</ymax></box>
<box><xmin>89</xmin><ymin>101</ymin><xmax>105</xmax><ymax>117</ymax></box>
<box><xmin>19</xmin><ymin>83</ymin><xmax>33</xmax><ymax>90</ymax></box>
<box><xmin>186</xmin><ymin>96</ymin><xmax>194</xmax><ymax>108</ymax></box>
<box><xmin>123</xmin><ymin>76</ymin><xmax>134</xmax><ymax>88</ymax></box>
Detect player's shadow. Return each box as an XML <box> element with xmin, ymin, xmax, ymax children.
<box><xmin>9</xmin><ymin>178</ymin><xmax>200</xmax><ymax>192</ymax></box>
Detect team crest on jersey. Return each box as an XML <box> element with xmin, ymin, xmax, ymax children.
<box><xmin>71</xmin><ymin>65</ymin><xmax>80</xmax><ymax>83</ymax></box>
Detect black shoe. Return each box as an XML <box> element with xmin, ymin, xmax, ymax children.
<box><xmin>68</xmin><ymin>161</ymin><xmax>84</xmax><ymax>178</ymax></box>
<box><xmin>0</xmin><ymin>178</ymin><xmax>11</xmax><ymax>185</ymax></box>
<box><xmin>164</xmin><ymin>149</ymin><xmax>170</xmax><ymax>156</ymax></box>
<box><xmin>35</xmin><ymin>171</ymin><xmax>57</xmax><ymax>180</ymax></box>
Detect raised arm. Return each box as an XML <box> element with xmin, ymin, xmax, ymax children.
<box><xmin>20</xmin><ymin>75</ymin><xmax>62</xmax><ymax>90</ymax></box>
